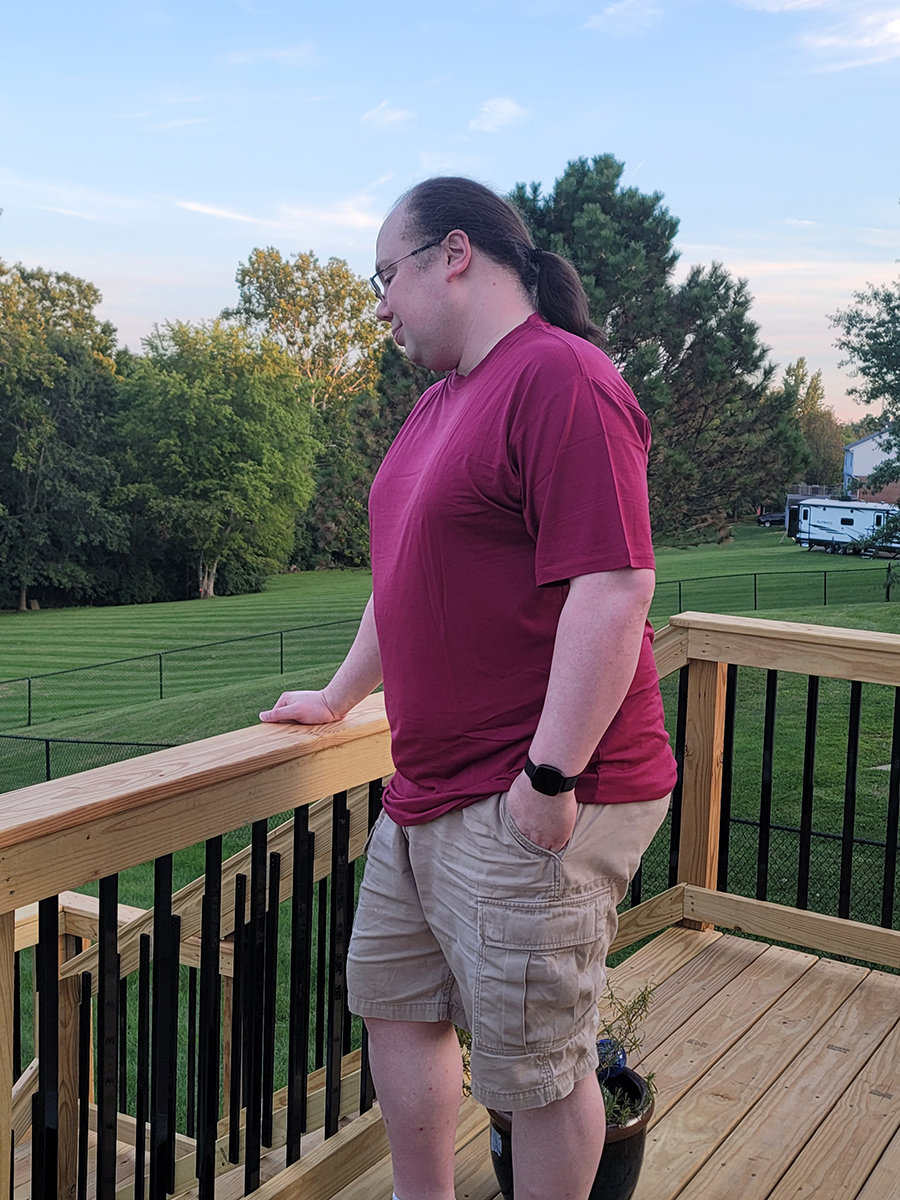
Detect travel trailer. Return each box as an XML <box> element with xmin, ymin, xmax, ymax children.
<box><xmin>788</xmin><ymin>499</ymin><xmax>900</xmax><ymax>554</ymax></box>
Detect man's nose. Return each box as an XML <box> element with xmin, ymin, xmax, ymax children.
<box><xmin>375</xmin><ymin>295</ymin><xmax>392</xmax><ymax>322</ymax></box>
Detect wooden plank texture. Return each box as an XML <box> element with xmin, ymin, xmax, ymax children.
<box><xmin>670</xmin><ymin>612</ymin><xmax>900</xmax><ymax>687</ymax></box>
<box><xmin>651</xmin><ymin>622</ymin><xmax>689</xmax><ymax>682</ymax></box>
<box><xmin>0</xmin><ymin>911</ymin><xmax>14</xmax><ymax>1200</ymax></box>
<box><xmin>608</xmin><ymin>885</ymin><xmax>685</xmax><ymax>955</ymax></box>
<box><xmin>0</xmin><ymin>701</ymin><xmax>392</xmax><ymax>914</ymax></box>
<box><xmin>676</xmin><ymin>969</ymin><xmax>899</xmax><ymax>1200</ymax></box>
<box><xmin>855</xmin><ymin>1124</ymin><xmax>900</xmax><ymax>1200</ymax></box>
<box><xmin>684</xmin><ymin>886</ymin><xmax>900</xmax><ymax>969</ymax></box>
<box><xmin>637</xmin><ymin>944</ymin><xmax>817</xmax><ymax>1124</ymax></box>
<box><xmin>766</xmin><ymin>1011</ymin><xmax>900</xmax><ymax>1199</ymax></box>
<box><xmin>678</xmin><ymin>659</ymin><xmax>727</xmax><ymax>897</ymax></box>
<box><xmin>606</xmin><ymin>927</ymin><xmax>723</xmax><ymax>1006</ymax></box>
<box><xmin>632</xmin><ymin>957</ymin><xmax>869</xmax><ymax>1200</ymax></box>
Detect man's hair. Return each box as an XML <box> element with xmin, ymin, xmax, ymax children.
<box><xmin>397</xmin><ymin>177</ymin><xmax>604</xmax><ymax>347</ymax></box>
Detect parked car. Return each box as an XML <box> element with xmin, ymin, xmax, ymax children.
<box><xmin>757</xmin><ymin>511</ymin><xmax>786</xmax><ymax>527</ymax></box>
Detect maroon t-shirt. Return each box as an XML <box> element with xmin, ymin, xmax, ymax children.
<box><xmin>369</xmin><ymin>313</ymin><xmax>677</xmax><ymax>825</ymax></box>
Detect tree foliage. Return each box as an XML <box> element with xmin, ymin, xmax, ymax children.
<box><xmin>780</xmin><ymin>358</ymin><xmax>844</xmax><ymax>487</ymax></box>
<box><xmin>512</xmin><ymin>157</ymin><xmax>806</xmax><ymax>537</ymax></box>
<box><xmin>0</xmin><ymin>261</ymin><xmax>126</xmax><ymax>610</ymax></box>
<box><xmin>222</xmin><ymin>247</ymin><xmax>385</xmax><ymax>406</ymax></box>
<box><xmin>113</xmin><ymin>321</ymin><xmax>317</xmax><ymax>597</ymax></box>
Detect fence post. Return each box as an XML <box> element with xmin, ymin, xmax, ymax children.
<box><xmin>678</xmin><ymin>658</ymin><xmax>728</xmax><ymax>927</ymax></box>
<box><xmin>159</xmin><ymin>654</ymin><xmax>164</xmax><ymax>701</ymax></box>
<box><xmin>0</xmin><ymin>912</ymin><xmax>13</xmax><ymax>1200</ymax></box>
<box><xmin>27</xmin><ymin>678</ymin><xmax>32</xmax><ymax>727</ymax></box>
<box><xmin>678</xmin><ymin>580</ymin><xmax>683</xmax><ymax>612</ymax></box>
<box><xmin>823</xmin><ymin>570</ymin><xmax>827</xmax><ymax>606</ymax></box>
<box><xmin>45</xmin><ymin>740</ymin><xmax>52</xmax><ymax>783</ymax></box>
<box><xmin>753</xmin><ymin>573</ymin><xmax>758</xmax><ymax>610</ymax></box>
<box><xmin>280</xmin><ymin>631</ymin><xmax>284</xmax><ymax>675</ymax></box>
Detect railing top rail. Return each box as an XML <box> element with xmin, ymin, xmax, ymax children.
<box><xmin>0</xmin><ymin>696</ymin><xmax>391</xmax><ymax>912</ymax></box>
<box><xmin>670</xmin><ymin>611</ymin><xmax>900</xmax><ymax>686</ymax></box>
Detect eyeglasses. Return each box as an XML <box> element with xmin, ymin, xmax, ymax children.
<box><xmin>369</xmin><ymin>238</ymin><xmax>445</xmax><ymax>301</ymax></box>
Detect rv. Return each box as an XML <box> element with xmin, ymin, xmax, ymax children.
<box><xmin>788</xmin><ymin>499</ymin><xmax>900</xmax><ymax>554</ymax></box>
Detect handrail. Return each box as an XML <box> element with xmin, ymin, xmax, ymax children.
<box><xmin>0</xmin><ymin>695</ymin><xmax>391</xmax><ymax>914</ymax></box>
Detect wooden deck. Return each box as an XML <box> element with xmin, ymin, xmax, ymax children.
<box><xmin>333</xmin><ymin>926</ymin><xmax>900</xmax><ymax>1200</ymax></box>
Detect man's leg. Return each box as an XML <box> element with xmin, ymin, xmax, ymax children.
<box><xmin>366</xmin><ymin>1017</ymin><xmax>463</xmax><ymax>1200</ymax></box>
<box><xmin>511</xmin><ymin>1072</ymin><xmax>606</xmax><ymax>1200</ymax></box>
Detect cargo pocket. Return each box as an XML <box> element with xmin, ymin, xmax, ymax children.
<box><xmin>474</xmin><ymin>888</ymin><xmax>613</xmax><ymax>1055</ymax></box>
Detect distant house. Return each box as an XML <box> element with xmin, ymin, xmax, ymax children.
<box><xmin>843</xmin><ymin>428</ymin><xmax>899</xmax><ymax>504</ymax></box>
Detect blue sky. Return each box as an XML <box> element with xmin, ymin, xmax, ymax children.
<box><xmin>2</xmin><ymin>0</ymin><xmax>898</xmax><ymax>420</ymax></box>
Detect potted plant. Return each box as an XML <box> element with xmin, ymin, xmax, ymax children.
<box><xmin>487</xmin><ymin>983</ymin><xmax>656</xmax><ymax>1200</ymax></box>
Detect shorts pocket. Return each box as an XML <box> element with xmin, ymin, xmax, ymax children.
<box><xmin>474</xmin><ymin>888</ymin><xmax>613</xmax><ymax>1054</ymax></box>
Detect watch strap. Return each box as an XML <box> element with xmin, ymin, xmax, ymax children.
<box><xmin>524</xmin><ymin>756</ymin><xmax>579</xmax><ymax>796</ymax></box>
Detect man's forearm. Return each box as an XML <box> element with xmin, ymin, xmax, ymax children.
<box><xmin>323</xmin><ymin>595</ymin><xmax>384</xmax><ymax>718</ymax></box>
<box><xmin>527</xmin><ymin>569</ymin><xmax>655</xmax><ymax>776</ymax></box>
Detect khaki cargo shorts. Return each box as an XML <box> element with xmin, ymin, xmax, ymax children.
<box><xmin>347</xmin><ymin>791</ymin><xmax>670</xmax><ymax>1111</ymax></box>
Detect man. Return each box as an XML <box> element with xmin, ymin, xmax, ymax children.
<box><xmin>260</xmin><ymin>177</ymin><xmax>677</xmax><ymax>1200</ymax></box>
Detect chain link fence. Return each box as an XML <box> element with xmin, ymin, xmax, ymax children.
<box><xmin>0</xmin><ymin>733</ymin><xmax>175</xmax><ymax>794</ymax></box>
<box><xmin>649</xmin><ymin>565</ymin><xmax>894</xmax><ymax>625</ymax></box>
<box><xmin>0</xmin><ymin>618</ymin><xmax>362</xmax><ymax>730</ymax></box>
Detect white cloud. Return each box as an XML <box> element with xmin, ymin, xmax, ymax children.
<box><xmin>176</xmin><ymin>200</ymin><xmax>270</xmax><ymax>225</ymax></box>
<box><xmin>361</xmin><ymin>101</ymin><xmax>415</xmax><ymax>129</ymax></box>
<box><xmin>739</xmin><ymin>1</ymin><xmax>900</xmax><ymax>67</ymax></box>
<box><xmin>224</xmin><ymin>43</ymin><xmax>314</xmax><ymax>65</ymax></box>
<box><xmin>784</xmin><ymin>218</ymin><xmax>818</xmax><ymax>226</ymax></box>
<box><xmin>469</xmin><ymin>97</ymin><xmax>527</xmax><ymax>133</ymax></box>
<box><xmin>176</xmin><ymin>196</ymin><xmax>382</xmax><ymax>233</ymax></box>
<box><xmin>585</xmin><ymin>0</ymin><xmax>662</xmax><ymax>36</ymax></box>
<box><xmin>152</xmin><ymin>118</ymin><xmax>207</xmax><ymax>130</ymax></box>
<box><xmin>37</xmin><ymin>206</ymin><xmax>99</xmax><ymax>221</ymax></box>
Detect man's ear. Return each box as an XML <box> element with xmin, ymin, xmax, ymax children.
<box><xmin>444</xmin><ymin>229</ymin><xmax>471</xmax><ymax>282</ymax></box>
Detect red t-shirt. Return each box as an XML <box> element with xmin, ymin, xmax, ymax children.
<box><xmin>369</xmin><ymin>313</ymin><xmax>677</xmax><ymax>825</ymax></box>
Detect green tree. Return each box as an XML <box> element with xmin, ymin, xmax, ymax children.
<box><xmin>781</xmin><ymin>358</ymin><xmax>843</xmax><ymax>486</ymax></box>
<box><xmin>0</xmin><ymin>261</ymin><xmax>126</xmax><ymax>610</ymax></box>
<box><xmin>832</xmin><ymin>277</ymin><xmax>900</xmax><ymax>490</ymax></box>
<box><xmin>222</xmin><ymin>247</ymin><xmax>385</xmax><ymax>405</ymax></box>
<box><xmin>114</xmin><ymin>321</ymin><xmax>316</xmax><ymax>597</ymax></box>
<box><xmin>512</xmin><ymin>157</ymin><xmax>805</xmax><ymax>537</ymax></box>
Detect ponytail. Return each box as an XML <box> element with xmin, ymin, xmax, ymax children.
<box><xmin>398</xmin><ymin>178</ymin><xmax>605</xmax><ymax>348</ymax></box>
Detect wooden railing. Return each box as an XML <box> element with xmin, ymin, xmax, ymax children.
<box><xmin>4</xmin><ymin>614</ymin><xmax>900</xmax><ymax>1200</ymax></box>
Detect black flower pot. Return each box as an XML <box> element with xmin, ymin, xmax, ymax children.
<box><xmin>488</xmin><ymin>1068</ymin><xmax>654</xmax><ymax>1200</ymax></box>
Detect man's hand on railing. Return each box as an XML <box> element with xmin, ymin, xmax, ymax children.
<box><xmin>259</xmin><ymin>689</ymin><xmax>342</xmax><ymax>725</ymax></box>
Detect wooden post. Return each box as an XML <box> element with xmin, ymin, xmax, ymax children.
<box><xmin>58</xmin><ymin>934</ymin><xmax>81</xmax><ymax>1200</ymax></box>
<box><xmin>1</xmin><ymin>911</ymin><xmax>15</xmax><ymax>1200</ymax></box>
<box><xmin>678</xmin><ymin>658</ymin><xmax>728</xmax><ymax>928</ymax></box>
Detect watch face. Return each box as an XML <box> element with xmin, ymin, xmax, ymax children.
<box><xmin>530</xmin><ymin>763</ymin><xmax>563</xmax><ymax>795</ymax></box>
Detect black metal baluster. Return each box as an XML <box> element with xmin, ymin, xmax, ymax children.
<box><xmin>186</xmin><ymin>968</ymin><xmax>198</xmax><ymax>1139</ymax></box>
<box><xmin>228</xmin><ymin>874</ymin><xmax>246</xmax><ymax>1165</ymax></box>
<box><xmin>325</xmin><ymin>792</ymin><xmax>351</xmax><ymax>1138</ymax></box>
<box><xmin>839</xmin><ymin>681</ymin><xmax>862</xmax><ymax>920</ymax></box>
<box><xmin>97</xmin><ymin>875</ymin><xmax>120</xmax><ymax>1200</ymax></box>
<box><xmin>13</xmin><ymin>951</ymin><xmax>21</xmax><ymax>1082</ymax></box>
<box><xmin>287</xmin><ymin>811</ymin><xmax>314</xmax><ymax>1165</ymax></box>
<box><xmin>797</xmin><ymin>676</ymin><xmax>820</xmax><ymax>910</ymax></box>
<box><xmin>33</xmin><ymin>897</ymin><xmax>60</xmax><ymax>1200</ymax></box>
<box><xmin>167</xmin><ymin>916</ymin><xmax>181</xmax><ymax>1195</ymax></box>
<box><xmin>77</xmin><ymin>972</ymin><xmax>91</xmax><ymax>1200</ymax></box>
<box><xmin>315</xmin><ymin>878</ymin><xmax>328</xmax><ymax>1070</ymax></box>
<box><xmin>119</xmin><ymin>970</ymin><xmax>128</xmax><ymax>1115</ymax></box>
<box><xmin>343</xmin><ymin>855</ymin><xmax>355</xmax><ymax>1056</ymax></box>
<box><xmin>717</xmin><ymin>664</ymin><xmax>739</xmax><ymax>891</ymax></box>
<box><xmin>149</xmin><ymin>855</ymin><xmax>174</xmax><ymax>1200</ymax></box>
<box><xmin>881</xmin><ymin>689</ymin><xmax>900</xmax><ymax>928</ymax></box>
<box><xmin>245</xmin><ymin>821</ymin><xmax>268</xmax><ymax>1192</ymax></box>
<box><xmin>359</xmin><ymin>780</ymin><xmax>383</xmax><ymax>1117</ymax></box>
<box><xmin>135</xmin><ymin>935</ymin><xmax>151</xmax><ymax>1200</ymax></box>
<box><xmin>757</xmin><ymin>671</ymin><xmax>778</xmax><ymax>901</ymax></box>
<box><xmin>262</xmin><ymin>852</ymin><xmax>281</xmax><ymax>1147</ymax></box>
<box><xmin>197</xmin><ymin>836</ymin><xmax>222</xmax><ymax>1200</ymax></box>
<box><xmin>668</xmin><ymin>665</ymin><xmax>689</xmax><ymax>886</ymax></box>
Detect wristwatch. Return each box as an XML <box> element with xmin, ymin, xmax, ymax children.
<box><xmin>524</xmin><ymin>756</ymin><xmax>579</xmax><ymax>796</ymax></box>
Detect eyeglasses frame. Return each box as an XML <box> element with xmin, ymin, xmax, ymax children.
<box><xmin>369</xmin><ymin>238</ymin><xmax>446</xmax><ymax>301</ymax></box>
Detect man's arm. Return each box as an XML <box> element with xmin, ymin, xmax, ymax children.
<box><xmin>505</xmin><ymin>567</ymin><xmax>655</xmax><ymax>851</ymax></box>
<box><xmin>259</xmin><ymin>594</ymin><xmax>383</xmax><ymax>724</ymax></box>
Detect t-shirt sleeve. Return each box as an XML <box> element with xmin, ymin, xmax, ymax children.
<box><xmin>511</xmin><ymin>369</ymin><xmax>656</xmax><ymax>587</ymax></box>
